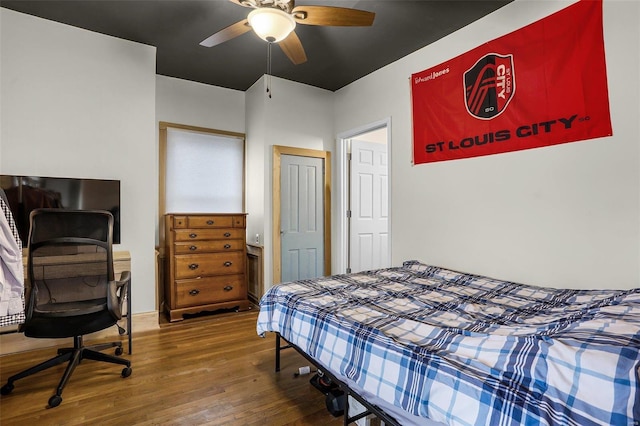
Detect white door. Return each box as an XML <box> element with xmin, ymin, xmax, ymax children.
<box><xmin>280</xmin><ymin>154</ymin><xmax>324</xmax><ymax>282</ymax></box>
<box><xmin>349</xmin><ymin>139</ymin><xmax>389</xmax><ymax>273</ymax></box>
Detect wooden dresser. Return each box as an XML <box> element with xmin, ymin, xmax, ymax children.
<box><xmin>164</xmin><ymin>213</ymin><xmax>250</xmax><ymax>322</ymax></box>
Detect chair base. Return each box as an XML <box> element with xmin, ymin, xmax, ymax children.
<box><xmin>1</xmin><ymin>335</ymin><xmax>132</xmax><ymax>408</ymax></box>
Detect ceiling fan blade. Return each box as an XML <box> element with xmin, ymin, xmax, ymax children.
<box><xmin>279</xmin><ymin>31</ymin><xmax>307</xmax><ymax>65</ymax></box>
<box><xmin>199</xmin><ymin>19</ymin><xmax>251</xmax><ymax>47</ymax></box>
<box><xmin>291</xmin><ymin>6</ymin><xmax>375</xmax><ymax>26</ymax></box>
<box><xmin>228</xmin><ymin>0</ymin><xmax>253</xmax><ymax>7</ymax></box>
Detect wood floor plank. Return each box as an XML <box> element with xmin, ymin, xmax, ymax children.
<box><xmin>0</xmin><ymin>311</ymin><xmax>342</xmax><ymax>425</ymax></box>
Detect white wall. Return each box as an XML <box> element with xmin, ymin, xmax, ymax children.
<box><xmin>0</xmin><ymin>9</ymin><xmax>158</xmax><ymax>312</ymax></box>
<box><xmin>156</xmin><ymin>75</ymin><xmax>245</xmax><ymax>132</ymax></box>
<box><xmin>334</xmin><ymin>0</ymin><xmax>640</xmax><ymax>290</ymax></box>
<box><xmin>245</xmin><ymin>76</ymin><xmax>334</xmax><ymax>290</ymax></box>
<box><xmin>245</xmin><ymin>77</ymin><xmax>267</xmax><ymax>252</ymax></box>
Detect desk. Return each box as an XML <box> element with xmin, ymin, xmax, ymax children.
<box><xmin>113</xmin><ymin>254</ymin><xmax>132</xmax><ymax>354</ymax></box>
<box><xmin>0</xmin><ymin>250</ymin><xmax>132</xmax><ymax>354</ymax></box>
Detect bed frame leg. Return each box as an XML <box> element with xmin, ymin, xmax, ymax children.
<box><xmin>274</xmin><ymin>332</ymin><xmax>292</xmax><ymax>372</ymax></box>
<box><xmin>344</xmin><ymin>390</ymin><xmax>350</xmax><ymax>426</ymax></box>
<box><xmin>275</xmin><ymin>333</ymin><xmax>281</xmax><ymax>372</ymax></box>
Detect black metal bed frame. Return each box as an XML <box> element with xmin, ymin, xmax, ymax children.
<box><xmin>275</xmin><ymin>333</ymin><xmax>401</xmax><ymax>426</ymax></box>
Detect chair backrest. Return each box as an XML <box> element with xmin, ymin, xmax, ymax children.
<box><xmin>26</xmin><ymin>209</ymin><xmax>114</xmax><ymax>318</ymax></box>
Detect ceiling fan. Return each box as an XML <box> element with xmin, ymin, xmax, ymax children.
<box><xmin>199</xmin><ymin>0</ymin><xmax>375</xmax><ymax>65</ymax></box>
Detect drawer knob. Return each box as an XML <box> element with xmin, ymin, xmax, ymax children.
<box><xmin>224</xmin><ymin>244</ymin><xmax>231</xmax><ymax>249</ymax></box>
<box><xmin>189</xmin><ymin>233</ymin><xmax>197</xmax><ymax>239</ymax></box>
<box><xmin>223</xmin><ymin>285</ymin><xmax>233</xmax><ymax>291</ymax></box>
<box><xmin>189</xmin><ymin>263</ymin><xmax>199</xmax><ymax>270</ymax></box>
<box><xmin>224</xmin><ymin>261</ymin><xmax>232</xmax><ymax>267</ymax></box>
<box><xmin>224</xmin><ymin>232</ymin><xmax>231</xmax><ymax>238</ymax></box>
<box><xmin>207</xmin><ymin>220</ymin><xmax>214</xmax><ymax>225</ymax></box>
<box><xmin>189</xmin><ymin>245</ymin><xmax>197</xmax><ymax>251</ymax></box>
<box><xmin>189</xmin><ymin>289</ymin><xmax>200</xmax><ymax>296</ymax></box>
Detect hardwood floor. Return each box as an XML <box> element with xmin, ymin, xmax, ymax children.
<box><xmin>0</xmin><ymin>310</ymin><xmax>343</xmax><ymax>426</ymax></box>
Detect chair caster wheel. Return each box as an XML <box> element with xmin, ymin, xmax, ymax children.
<box><xmin>122</xmin><ymin>367</ymin><xmax>132</xmax><ymax>378</ymax></box>
<box><xmin>1</xmin><ymin>383</ymin><xmax>14</xmax><ymax>395</ymax></box>
<box><xmin>48</xmin><ymin>394</ymin><xmax>62</xmax><ymax>408</ymax></box>
<box><xmin>115</xmin><ymin>346</ymin><xmax>124</xmax><ymax>356</ymax></box>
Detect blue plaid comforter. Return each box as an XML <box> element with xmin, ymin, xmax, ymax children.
<box><xmin>256</xmin><ymin>261</ymin><xmax>640</xmax><ymax>425</ymax></box>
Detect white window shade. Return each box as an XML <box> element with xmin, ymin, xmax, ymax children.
<box><xmin>165</xmin><ymin>128</ymin><xmax>244</xmax><ymax>213</ymax></box>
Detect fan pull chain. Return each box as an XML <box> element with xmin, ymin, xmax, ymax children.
<box><xmin>266</xmin><ymin>42</ymin><xmax>272</xmax><ymax>99</ymax></box>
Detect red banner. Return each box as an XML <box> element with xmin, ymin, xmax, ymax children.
<box><xmin>411</xmin><ymin>0</ymin><xmax>612</xmax><ymax>164</ymax></box>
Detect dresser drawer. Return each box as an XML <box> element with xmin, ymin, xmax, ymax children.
<box><xmin>174</xmin><ymin>275</ymin><xmax>245</xmax><ymax>308</ymax></box>
<box><xmin>174</xmin><ymin>239</ymin><xmax>244</xmax><ymax>254</ymax></box>
<box><xmin>173</xmin><ymin>216</ymin><xmax>187</xmax><ymax>228</ymax></box>
<box><xmin>164</xmin><ymin>213</ymin><xmax>249</xmax><ymax>321</ymax></box>
<box><xmin>174</xmin><ymin>251</ymin><xmax>244</xmax><ymax>279</ymax></box>
<box><xmin>187</xmin><ymin>215</ymin><xmax>234</xmax><ymax>228</ymax></box>
<box><xmin>174</xmin><ymin>228</ymin><xmax>244</xmax><ymax>242</ymax></box>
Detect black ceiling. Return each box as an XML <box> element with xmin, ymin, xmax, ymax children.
<box><xmin>1</xmin><ymin>0</ymin><xmax>513</xmax><ymax>92</ymax></box>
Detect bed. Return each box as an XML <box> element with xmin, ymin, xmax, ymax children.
<box><xmin>256</xmin><ymin>260</ymin><xmax>640</xmax><ymax>425</ymax></box>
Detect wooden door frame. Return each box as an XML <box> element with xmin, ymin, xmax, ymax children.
<box><xmin>272</xmin><ymin>145</ymin><xmax>331</xmax><ymax>284</ymax></box>
<box><xmin>336</xmin><ymin>117</ymin><xmax>391</xmax><ymax>273</ymax></box>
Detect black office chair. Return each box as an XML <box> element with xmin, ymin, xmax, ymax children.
<box><xmin>0</xmin><ymin>209</ymin><xmax>132</xmax><ymax>408</ymax></box>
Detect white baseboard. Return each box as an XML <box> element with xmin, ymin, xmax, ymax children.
<box><xmin>0</xmin><ymin>311</ymin><xmax>159</xmax><ymax>356</ymax></box>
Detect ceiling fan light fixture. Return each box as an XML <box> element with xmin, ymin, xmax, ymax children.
<box><xmin>248</xmin><ymin>8</ymin><xmax>296</xmax><ymax>43</ymax></box>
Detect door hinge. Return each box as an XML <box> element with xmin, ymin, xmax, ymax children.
<box><xmin>346</xmin><ymin>267</ymin><xmax>352</xmax><ymax>274</ymax></box>
<box><xmin>346</xmin><ymin>210</ymin><xmax>352</xmax><ymax>218</ymax></box>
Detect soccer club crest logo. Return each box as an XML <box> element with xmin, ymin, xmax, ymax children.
<box><xmin>464</xmin><ymin>54</ymin><xmax>515</xmax><ymax>120</ymax></box>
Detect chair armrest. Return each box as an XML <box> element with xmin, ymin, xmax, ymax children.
<box><xmin>117</xmin><ymin>271</ymin><xmax>131</xmax><ymax>288</ymax></box>
<box><xmin>108</xmin><ymin>271</ymin><xmax>131</xmax><ymax>320</ymax></box>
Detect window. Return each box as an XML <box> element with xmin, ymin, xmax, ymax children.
<box><xmin>159</xmin><ymin>123</ymin><xmax>245</xmax><ymax>215</ymax></box>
